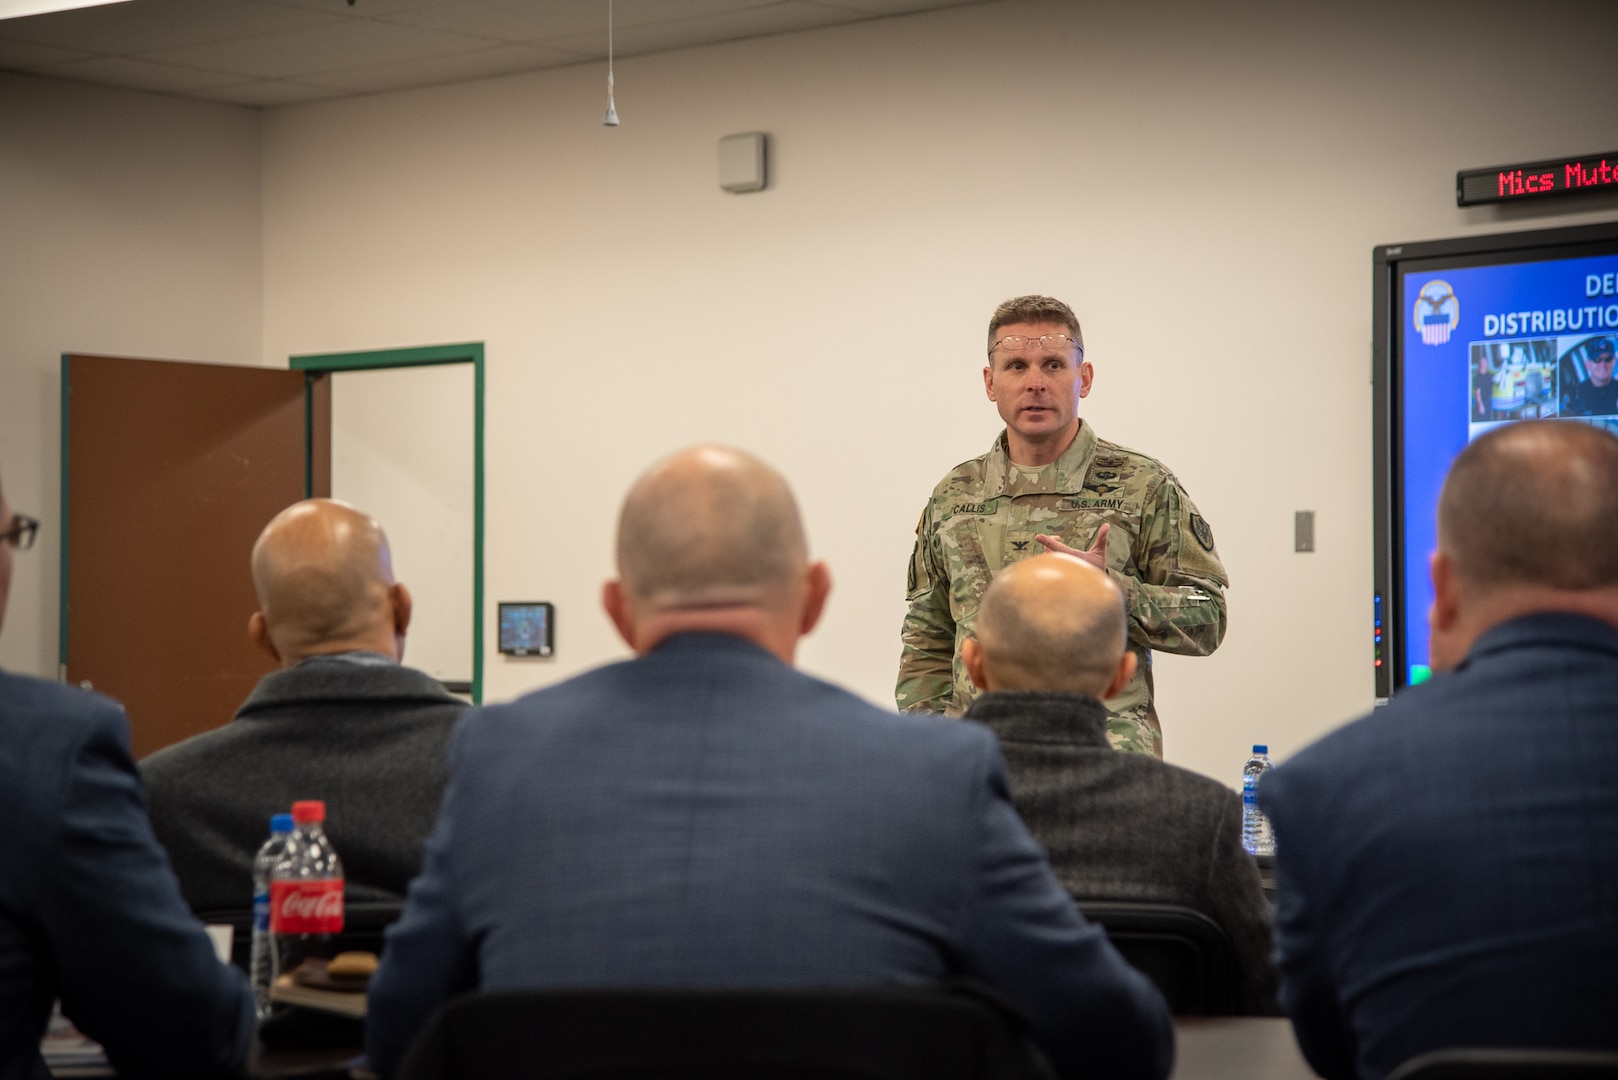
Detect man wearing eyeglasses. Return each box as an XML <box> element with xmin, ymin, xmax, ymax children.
<box><xmin>1565</xmin><ymin>338</ymin><xmax>1618</xmax><ymax>417</ymax></box>
<box><xmin>897</xmin><ymin>296</ymin><xmax>1228</xmax><ymax>757</ymax></box>
<box><xmin>0</xmin><ymin>478</ymin><xmax>254</xmax><ymax>1078</ymax></box>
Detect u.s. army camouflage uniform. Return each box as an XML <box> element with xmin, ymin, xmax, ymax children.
<box><xmin>897</xmin><ymin>423</ymin><xmax>1228</xmax><ymax>756</ymax></box>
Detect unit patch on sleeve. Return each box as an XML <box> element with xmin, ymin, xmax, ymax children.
<box><xmin>1190</xmin><ymin>512</ymin><xmax>1215</xmax><ymax>552</ymax></box>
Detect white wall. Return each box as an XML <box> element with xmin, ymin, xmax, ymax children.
<box><xmin>0</xmin><ymin>73</ymin><xmax>263</xmax><ymax>677</ymax></box>
<box><xmin>7</xmin><ymin>0</ymin><xmax>1605</xmax><ymax>783</ymax></box>
<box><xmin>259</xmin><ymin>0</ymin><xmax>1618</xmax><ymax>784</ymax></box>
<box><xmin>330</xmin><ymin>363</ymin><xmax>476</xmax><ymax>686</ymax></box>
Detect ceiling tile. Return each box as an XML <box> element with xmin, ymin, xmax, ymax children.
<box><xmin>140</xmin><ymin>17</ymin><xmax>494</xmax><ymax>78</ymax></box>
<box><xmin>246</xmin><ymin>0</ymin><xmax>467</xmax><ymax>15</ymax></box>
<box><xmin>543</xmin><ymin>2</ymin><xmax>858</xmax><ymax>56</ymax></box>
<box><xmin>807</xmin><ymin>0</ymin><xmax>985</xmax><ymax>12</ymax></box>
<box><xmin>31</xmin><ymin>54</ymin><xmax>249</xmax><ymax>91</ymax></box>
<box><xmin>386</xmin><ymin>0</ymin><xmax>779</xmax><ymax>43</ymax></box>
<box><xmin>195</xmin><ymin>77</ymin><xmax>342</xmax><ymax>104</ymax></box>
<box><xmin>0</xmin><ymin>0</ymin><xmax>339</xmax><ymax>54</ymax></box>
<box><xmin>300</xmin><ymin>40</ymin><xmax>583</xmax><ymax>91</ymax></box>
<box><xmin>0</xmin><ymin>0</ymin><xmax>988</xmax><ymax>105</ymax></box>
<box><xmin>0</xmin><ymin>37</ymin><xmax>90</xmax><ymax>65</ymax></box>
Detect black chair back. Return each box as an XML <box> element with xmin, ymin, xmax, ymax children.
<box><xmin>195</xmin><ymin>900</ymin><xmax>404</xmax><ymax>971</ymax></box>
<box><xmin>1386</xmin><ymin>1049</ymin><xmax>1618</xmax><ymax>1080</ymax></box>
<box><xmin>1074</xmin><ymin>901</ymin><xmax>1236</xmax><ymax>1015</ymax></box>
<box><xmin>392</xmin><ymin>985</ymin><xmax>1055</xmax><ymax>1080</ymax></box>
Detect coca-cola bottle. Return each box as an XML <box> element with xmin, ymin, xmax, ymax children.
<box><xmin>269</xmin><ymin>799</ymin><xmax>345</xmax><ymax>987</ymax></box>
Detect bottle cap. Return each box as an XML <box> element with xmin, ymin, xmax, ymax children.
<box><xmin>270</xmin><ymin>813</ymin><xmax>294</xmax><ymax>834</ymax></box>
<box><xmin>1252</xmin><ymin>744</ymin><xmax>1268</xmax><ymax>754</ymax></box>
<box><xmin>291</xmin><ymin>800</ymin><xmax>326</xmax><ymax>824</ymax></box>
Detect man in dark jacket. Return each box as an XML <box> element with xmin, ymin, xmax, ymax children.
<box><xmin>367</xmin><ymin>446</ymin><xmax>1173</xmax><ymax>1080</ymax></box>
<box><xmin>1</xmin><ymin>474</ymin><xmax>252</xmax><ymax>1080</ymax></box>
<box><xmin>1259</xmin><ymin>420</ymin><xmax>1618</xmax><ymax>1079</ymax></box>
<box><xmin>962</xmin><ymin>551</ymin><xmax>1277</xmax><ymax>1014</ymax></box>
<box><xmin>142</xmin><ymin>499</ymin><xmax>466</xmax><ymax>913</ymax></box>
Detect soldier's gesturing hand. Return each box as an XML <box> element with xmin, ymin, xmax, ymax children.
<box><xmin>1034</xmin><ymin>523</ymin><xmax>1108</xmax><ymax>572</ymax></box>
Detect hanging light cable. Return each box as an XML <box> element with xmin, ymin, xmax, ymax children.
<box><xmin>601</xmin><ymin>0</ymin><xmax>620</xmax><ymax>126</ymax></box>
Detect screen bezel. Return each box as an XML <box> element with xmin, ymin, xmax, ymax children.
<box><xmin>1372</xmin><ymin>219</ymin><xmax>1618</xmax><ymax>699</ymax></box>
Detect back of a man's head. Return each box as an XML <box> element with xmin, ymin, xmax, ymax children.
<box><xmin>251</xmin><ymin>499</ymin><xmax>406</xmax><ymax>665</ymax></box>
<box><xmin>608</xmin><ymin>446</ymin><xmax>828</xmax><ymax>660</ymax></box>
<box><xmin>970</xmin><ymin>552</ymin><xmax>1128</xmax><ymax>696</ymax></box>
<box><xmin>1439</xmin><ymin>420</ymin><xmax>1618</xmax><ymax>591</ymax></box>
<box><xmin>617</xmin><ymin>446</ymin><xmax>808</xmax><ymax>609</ymax></box>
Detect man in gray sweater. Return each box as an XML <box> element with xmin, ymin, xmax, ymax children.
<box><xmin>142</xmin><ymin>499</ymin><xmax>467</xmax><ymax>914</ymax></box>
<box><xmin>962</xmin><ymin>552</ymin><xmax>1277</xmax><ymax>1014</ymax></box>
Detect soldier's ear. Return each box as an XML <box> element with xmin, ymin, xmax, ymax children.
<box><xmin>983</xmin><ymin>365</ymin><xmax>997</xmax><ymax>401</ymax></box>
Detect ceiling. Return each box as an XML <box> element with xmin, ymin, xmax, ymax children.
<box><xmin>0</xmin><ymin>0</ymin><xmax>986</xmax><ymax>107</ymax></box>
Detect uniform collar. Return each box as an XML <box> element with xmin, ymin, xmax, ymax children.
<box><xmin>983</xmin><ymin>421</ymin><xmax>1097</xmax><ymax>499</ymax></box>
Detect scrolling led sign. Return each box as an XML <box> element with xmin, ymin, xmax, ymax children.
<box><xmin>1457</xmin><ymin>151</ymin><xmax>1618</xmax><ymax>206</ymax></box>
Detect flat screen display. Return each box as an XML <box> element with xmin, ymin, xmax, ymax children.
<box><xmin>498</xmin><ymin>602</ymin><xmax>553</xmax><ymax>657</ymax></box>
<box><xmin>1374</xmin><ymin>222</ymin><xmax>1618</xmax><ymax>698</ymax></box>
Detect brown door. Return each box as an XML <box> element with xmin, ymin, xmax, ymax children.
<box><xmin>63</xmin><ymin>354</ymin><xmax>330</xmax><ymax>759</ymax></box>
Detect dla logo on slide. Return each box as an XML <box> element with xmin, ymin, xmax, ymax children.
<box><xmin>1413</xmin><ymin>280</ymin><xmax>1460</xmax><ymax>346</ymax></box>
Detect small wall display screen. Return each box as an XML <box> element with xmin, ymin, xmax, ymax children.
<box><xmin>1381</xmin><ymin>224</ymin><xmax>1618</xmax><ymax>695</ymax></box>
<box><xmin>498</xmin><ymin>602</ymin><xmax>553</xmax><ymax>657</ymax></box>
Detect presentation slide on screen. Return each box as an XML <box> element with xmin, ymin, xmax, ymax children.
<box><xmin>1401</xmin><ymin>252</ymin><xmax>1618</xmax><ymax>681</ymax></box>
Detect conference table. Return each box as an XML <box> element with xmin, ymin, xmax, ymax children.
<box><xmin>49</xmin><ymin>1016</ymin><xmax>1317</xmax><ymax>1079</ymax></box>
<box><xmin>1173</xmin><ymin>1017</ymin><xmax>1316</xmax><ymax>1080</ymax></box>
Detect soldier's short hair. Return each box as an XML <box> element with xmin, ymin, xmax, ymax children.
<box><xmin>1440</xmin><ymin>419</ymin><xmax>1618</xmax><ymax>590</ymax></box>
<box><xmin>987</xmin><ymin>295</ymin><xmax>1084</xmax><ymax>351</ymax></box>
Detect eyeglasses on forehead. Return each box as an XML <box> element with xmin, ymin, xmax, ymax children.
<box><xmin>989</xmin><ymin>333</ymin><xmax>1083</xmax><ymax>358</ymax></box>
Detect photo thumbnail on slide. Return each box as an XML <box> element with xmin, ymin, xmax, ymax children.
<box><xmin>1469</xmin><ymin>337</ymin><xmax>1556</xmax><ymax>425</ymax></box>
<box><xmin>1558</xmin><ymin>334</ymin><xmax>1618</xmax><ymax>418</ymax></box>
<box><xmin>1467</xmin><ymin>334</ymin><xmax>1618</xmax><ymax>438</ymax></box>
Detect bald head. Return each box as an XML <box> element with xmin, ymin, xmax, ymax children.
<box><xmin>1428</xmin><ymin>420</ymin><xmax>1618</xmax><ymax>671</ymax></box>
<box><xmin>970</xmin><ymin>553</ymin><xmax>1129</xmax><ymax>695</ymax></box>
<box><xmin>250</xmin><ymin>499</ymin><xmax>410</xmax><ymax>666</ymax></box>
<box><xmin>616</xmin><ymin>446</ymin><xmax>809</xmax><ymax>610</ymax></box>
<box><xmin>1440</xmin><ymin>420</ymin><xmax>1618</xmax><ymax>590</ymax></box>
<box><xmin>605</xmin><ymin>446</ymin><xmax>830</xmax><ymax>661</ymax></box>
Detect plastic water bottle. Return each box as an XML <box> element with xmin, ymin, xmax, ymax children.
<box><xmin>270</xmin><ymin>800</ymin><xmax>345</xmax><ymax>987</ymax></box>
<box><xmin>249</xmin><ymin>813</ymin><xmax>294</xmax><ymax>1017</ymax></box>
<box><xmin>1241</xmin><ymin>745</ymin><xmax>1275</xmax><ymax>856</ymax></box>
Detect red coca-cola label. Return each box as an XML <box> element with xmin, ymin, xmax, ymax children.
<box><xmin>270</xmin><ymin>878</ymin><xmax>345</xmax><ymax>934</ymax></box>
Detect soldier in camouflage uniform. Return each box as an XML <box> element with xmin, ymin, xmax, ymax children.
<box><xmin>897</xmin><ymin>295</ymin><xmax>1228</xmax><ymax>756</ymax></box>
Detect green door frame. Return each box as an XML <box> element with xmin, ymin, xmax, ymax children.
<box><xmin>291</xmin><ymin>343</ymin><xmax>486</xmax><ymax>705</ymax></box>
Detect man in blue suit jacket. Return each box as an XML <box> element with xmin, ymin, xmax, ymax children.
<box><xmin>1258</xmin><ymin>419</ymin><xmax>1618</xmax><ymax>1080</ymax></box>
<box><xmin>0</xmin><ymin>478</ymin><xmax>253</xmax><ymax>1080</ymax></box>
<box><xmin>367</xmin><ymin>445</ymin><xmax>1172</xmax><ymax>1080</ymax></box>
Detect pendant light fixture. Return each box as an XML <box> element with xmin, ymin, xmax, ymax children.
<box><xmin>601</xmin><ymin>0</ymin><xmax>620</xmax><ymax>126</ymax></box>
